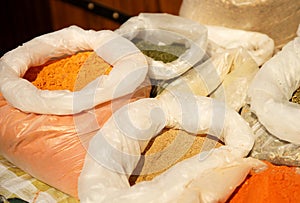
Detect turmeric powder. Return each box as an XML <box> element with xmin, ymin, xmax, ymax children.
<box><xmin>24</xmin><ymin>51</ymin><xmax>112</xmax><ymax>91</ymax></box>
<box><xmin>228</xmin><ymin>161</ymin><xmax>300</xmax><ymax>203</ymax></box>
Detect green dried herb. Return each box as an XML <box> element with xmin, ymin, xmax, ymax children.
<box><xmin>133</xmin><ymin>39</ymin><xmax>187</xmax><ymax>63</ymax></box>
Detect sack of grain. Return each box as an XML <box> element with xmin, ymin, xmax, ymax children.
<box><xmin>115</xmin><ymin>13</ymin><xmax>208</xmax><ymax>80</ymax></box>
<box><xmin>0</xmin><ymin>25</ymin><xmax>151</xmax><ymax>198</ymax></box>
<box><xmin>78</xmin><ymin>90</ymin><xmax>265</xmax><ymax>203</ymax></box>
<box><xmin>248</xmin><ymin>26</ymin><xmax>300</xmax><ymax>144</ymax></box>
<box><xmin>0</xmin><ymin>25</ymin><xmax>148</xmax><ymax>115</ymax></box>
<box><xmin>179</xmin><ymin>0</ymin><xmax>300</xmax><ymax>49</ymax></box>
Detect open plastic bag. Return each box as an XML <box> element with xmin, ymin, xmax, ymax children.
<box><xmin>179</xmin><ymin>0</ymin><xmax>300</xmax><ymax>48</ymax></box>
<box><xmin>0</xmin><ymin>25</ymin><xmax>152</xmax><ymax>198</ymax></box>
<box><xmin>78</xmin><ymin>90</ymin><xmax>265</xmax><ymax>203</ymax></box>
<box><xmin>248</xmin><ymin>26</ymin><xmax>300</xmax><ymax>144</ymax></box>
<box><xmin>115</xmin><ymin>13</ymin><xmax>208</xmax><ymax>80</ymax></box>
<box><xmin>0</xmin><ymin>25</ymin><xmax>148</xmax><ymax>115</ymax></box>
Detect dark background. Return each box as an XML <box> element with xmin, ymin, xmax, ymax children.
<box><xmin>1</xmin><ymin>0</ymin><xmax>52</xmax><ymax>56</ymax></box>
<box><xmin>0</xmin><ymin>0</ymin><xmax>182</xmax><ymax>57</ymax></box>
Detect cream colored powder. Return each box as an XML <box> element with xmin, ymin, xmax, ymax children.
<box><xmin>129</xmin><ymin>128</ymin><xmax>223</xmax><ymax>185</ymax></box>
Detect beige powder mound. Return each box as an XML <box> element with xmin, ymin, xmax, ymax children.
<box><xmin>74</xmin><ymin>52</ymin><xmax>112</xmax><ymax>91</ymax></box>
<box><xmin>129</xmin><ymin>128</ymin><xmax>223</xmax><ymax>185</ymax></box>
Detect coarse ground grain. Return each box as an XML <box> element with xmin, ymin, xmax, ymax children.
<box><xmin>129</xmin><ymin>128</ymin><xmax>223</xmax><ymax>185</ymax></box>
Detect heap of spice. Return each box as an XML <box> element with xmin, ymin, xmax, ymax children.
<box><xmin>129</xmin><ymin>129</ymin><xmax>223</xmax><ymax>185</ymax></box>
<box><xmin>132</xmin><ymin>39</ymin><xmax>188</xmax><ymax>97</ymax></box>
<box><xmin>228</xmin><ymin>161</ymin><xmax>300</xmax><ymax>203</ymax></box>
<box><xmin>133</xmin><ymin>39</ymin><xmax>187</xmax><ymax>63</ymax></box>
<box><xmin>23</xmin><ymin>51</ymin><xmax>112</xmax><ymax>91</ymax></box>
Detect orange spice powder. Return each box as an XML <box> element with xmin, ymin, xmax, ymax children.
<box><xmin>24</xmin><ymin>51</ymin><xmax>112</xmax><ymax>91</ymax></box>
<box><xmin>228</xmin><ymin>161</ymin><xmax>300</xmax><ymax>203</ymax></box>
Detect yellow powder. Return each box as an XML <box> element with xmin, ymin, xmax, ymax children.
<box><xmin>24</xmin><ymin>51</ymin><xmax>112</xmax><ymax>91</ymax></box>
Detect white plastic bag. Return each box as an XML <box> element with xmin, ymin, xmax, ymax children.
<box><xmin>115</xmin><ymin>13</ymin><xmax>208</xmax><ymax>80</ymax></box>
<box><xmin>0</xmin><ymin>25</ymin><xmax>148</xmax><ymax>115</ymax></box>
<box><xmin>206</xmin><ymin>25</ymin><xmax>275</xmax><ymax>66</ymax></box>
<box><xmin>156</xmin><ymin>48</ymin><xmax>259</xmax><ymax>112</ymax></box>
<box><xmin>156</xmin><ymin>54</ymin><xmax>224</xmax><ymax>98</ymax></box>
<box><xmin>248</xmin><ymin>26</ymin><xmax>300</xmax><ymax>144</ymax></box>
<box><xmin>210</xmin><ymin>48</ymin><xmax>259</xmax><ymax>111</ymax></box>
<box><xmin>78</xmin><ymin>89</ymin><xmax>261</xmax><ymax>203</ymax></box>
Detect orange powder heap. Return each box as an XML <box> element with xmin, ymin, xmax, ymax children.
<box><xmin>24</xmin><ymin>51</ymin><xmax>112</xmax><ymax>91</ymax></box>
<box><xmin>229</xmin><ymin>161</ymin><xmax>300</xmax><ymax>203</ymax></box>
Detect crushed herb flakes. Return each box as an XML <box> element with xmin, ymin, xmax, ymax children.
<box><xmin>133</xmin><ymin>39</ymin><xmax>187</xmax><ymax>63</ymax></box>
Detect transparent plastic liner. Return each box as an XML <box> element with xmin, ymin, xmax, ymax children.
<box><xmin>242</xmin><ymin>104</ymin><xmax>300</xmax><ymax>167</ymax></box>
